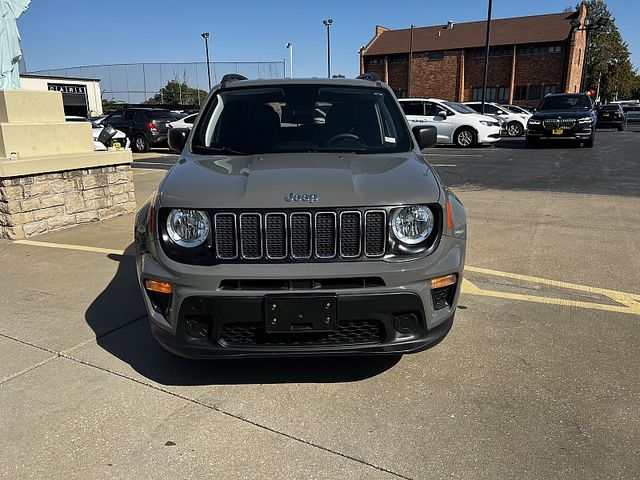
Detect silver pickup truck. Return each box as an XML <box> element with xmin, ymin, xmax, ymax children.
<box><xmin>134</xmin><ymin>74</ymin><xmax>467</xmax><ymax>358</ymax></box>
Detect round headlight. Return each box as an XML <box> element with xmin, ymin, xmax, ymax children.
<box><xmin>166</xmin><ymin>209</ymin><xmax>210</xmax><ymax>247</ymax></box>
<box><xmin>392</xmin><ymin>205</ymin><xmax>434</xmax><ymax>245</ymax></box>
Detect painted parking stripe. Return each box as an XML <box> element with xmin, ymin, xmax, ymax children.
<box><xmin>430</xmin><ymin>164</ymin><xmax>457</xmax><ymax>167</ymax></box>
<box><xmin>10</xmin><ymin>239</ymin><xmax>640</xmax><ymax>316</ymax></box>
<box><xmin>13</xmin><ymin>240</ymin><xmax>125</xmax><ymax>256</ymax></box>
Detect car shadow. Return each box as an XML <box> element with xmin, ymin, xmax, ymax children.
<box><xmin>85</xmin><ymin>247</ymin><xmax>402</xmax><ymax>386</ymax></box>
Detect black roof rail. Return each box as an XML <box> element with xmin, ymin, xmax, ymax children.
<box><xmin>220</xmin><ymin>73</ymin><xmax>248</xmax><ymax>87</ymax></box>
<box><xmin>356</xmin><ymin>73</ymin><xmax>381</xmax><ymax>82</ymax></box>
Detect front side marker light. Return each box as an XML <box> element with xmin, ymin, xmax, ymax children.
<box><xmin>145</xmin><ymin>279</ymin><xmax>173</xmax><ymax>294</ymax></box>
<box><xmin>430</xmin><ymin>274</ymin><xmax>457</xmax><ymax>290</ymax></box>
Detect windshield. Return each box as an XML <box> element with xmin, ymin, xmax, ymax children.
<box><xmin>538</xmin><ymin>95</ymin><xmax>592</xmax><ymax>111</ymax></box>
<box><xmin>444</xmin><ymin>101</ymin><xmax>477</xmax><ymax>114</ymax></box>
<box><xmin>192</xmin><ymin>85</ymin><xmax>411</xmax><ymax>155</ymax></box>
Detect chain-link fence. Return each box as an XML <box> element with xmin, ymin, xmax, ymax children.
<box><xmin>29</xmin><ymin>61</ymin><xmax>286</xmax><ymax>106</ymax></box>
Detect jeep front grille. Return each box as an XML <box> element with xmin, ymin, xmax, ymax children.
<box><xmin>211</xmin><ymin>209</ymin><xmax>387</xmax><ymax>261</ymax></box>
<box><xmin>542</xmin><ymin>118</ymin><xmax>576</xmax><ymax>130</ymax></box>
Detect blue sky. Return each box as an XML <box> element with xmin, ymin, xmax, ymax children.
<box><xmin>18</xmin><ymin>0</ymin><xmax>639</xmax><ymax>80</ymax></box>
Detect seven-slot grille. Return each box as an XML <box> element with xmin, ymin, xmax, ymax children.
<box><xmin>542</xmin><ymin>118</ymin><xmax>576</xmax><ymax>130</ymax></box>
<box><xmin>212</xmin><ymin>210</ymin><xmax>386</xmax><ymax>261</ymax></box>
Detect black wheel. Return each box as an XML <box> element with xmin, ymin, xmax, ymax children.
<box><xmin>618</xmin><ymin>123</ymin><xmax>625</xmax><ymax>132</ymax></box>
<box><xmin>506</xmin><ymin>121</ymin><xmax>524</xmax><ymax>137</ymax></box>
<box><xmin>133</xmin><ymin>134</ymin><xmax>150</xmax><ymax>153</ymax></box>
<box><xmin>584</xmin><ymin>135</ymin><xmax>594</xmax><ymax>148</ymax></box>
<box><xmin>454</xmin><ymin>128</ymin><xmax>477</xmax><ymax>148</ymax></box>
<box><xmin>525</xmin><ymin>136</ymin><xmax>538</xmax><ymax>148</ymax></box>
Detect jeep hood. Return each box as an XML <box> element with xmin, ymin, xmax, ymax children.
<box><xmin>159</xmin><ymin>152</ymin><xmax>441</xmax><ymax>209</ymax></box>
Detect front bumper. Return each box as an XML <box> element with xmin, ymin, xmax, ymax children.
<box><xmin>477</xmin><ymin>127</ymin><xmax>502</xmax><ymax>144</ymax></box>
<box><xmin>526</xmin><ymin>123</ymin><xmax>593</xmax><ymax>140</ymax></box>
<box><xmin>136</xmin><ymin>234</ymin><xmax>465</xmax><ymax>358</ymax></box>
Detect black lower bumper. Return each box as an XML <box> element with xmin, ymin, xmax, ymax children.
<box><xmin>150</xmin><ymin>292</ymin><xmax>454</xmax><ymax>358</ymax></box>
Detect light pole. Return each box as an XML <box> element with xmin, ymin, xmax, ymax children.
<box><xmin>570</xmin><ymin>16</ymin><xmax>609</xmax><ymax>92</ymax></box>
<box><xmin>286</xmin><ymin>42</ymin><xmax>293</xmax><ymax>78</ymax></box>
<box><xmin>480</xmin><ymin>0</ymin><xmax>493</xmax><ymax>115</ymax></box>
<box><xmin>323</xmin><ymin>19</ymin><xmax>333</xmax><ymax>78</ymax></box>
<box><xmin>201</xmin><ymin>32</ymin><xmax>211</xmax><ymax>90</ymax></box>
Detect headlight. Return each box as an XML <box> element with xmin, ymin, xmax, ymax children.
<box><xmin>578</xmin><ymin>117</ymin><xmax>592</xmax><ymax>124</ymax></box>
<box><xmin>391</xmin><ymin>205</ymin><xmax>434</xmax><ymax>245</ymax></box>
<box><xmin>528</xmin><ymin>119</ymin><xmax>541</xmax><ymax>125</ymax></box>
<box><xmin>166</xmin><ymin>209</ymin><xmax>210</xmax><ymax>247</ymax></box>
<box><xmin>480</xmin><ymin>120</ymin><xmax>497</xmax><ymax>127</ymax></box>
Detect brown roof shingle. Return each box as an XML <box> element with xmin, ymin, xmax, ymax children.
<box><xmin>363</xmin><ymin>12</ymin><xmax>578</xmax><ymax>56</ymax></box>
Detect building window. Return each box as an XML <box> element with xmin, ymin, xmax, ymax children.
<box><xmin>428</xmin><ymin>51</ymin><xmax>445</xmax><ymax>61</ymax></box>
<box><xmin>518</xmin><ymin>44</ymin><xmax>562</xmax><ymax>55</ymax></box>
<box><xmin>514</xmin><ymin>86</ymin><xmax>527</xmax><ymax>101</ymax></box>
<box><xmin>389</xmin><ymin>54</ymin><xmax>408</xmax><ymax>63</ymax></box>
<box><xmin>471</xmin><ymin>86</ymin><xmax>510</xmax><ymax>102</ymax></box>
<box><xmin>365</xmin><ymin>56</ymin><xmax>384</xmax><ymax>65</ymax></box>
<box><xmin>527</xmin><ymin>85</ymin><xmax>542</xmax><ymax>100</ymax></box>
<box><xmin>543</xmin><ymin>84</ymin><xmax>559</xmax><ymax>96</ymax></box>
<box><xmin>474</xmin><ymin>47</ymin><xmax>512</xmax><ymax>58</ymax></box>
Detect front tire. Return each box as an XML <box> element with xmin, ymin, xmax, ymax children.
<box><xmin>506</xmin><ymin>121</ymin><xmax>524</xmax><ymax>137</ymax></box>
<box><xmin>133</xmin><ymin>134</ymin><xmax>150</xmax><ymax>153</ymax></box>
<box><xmin>454</xmin><ymin>128</ymin><xmax>477</xmax><ymax>148</ymax></box>
<box><xmin>584</xmin><ymin>135</ymin><xmax>595</xmax><ymax>148</ymax></box>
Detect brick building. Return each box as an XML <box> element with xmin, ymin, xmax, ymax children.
<box><xmin>359</xmin><ymin>6</ymin><xmax>587</xmax><ymax>107</ymax></box>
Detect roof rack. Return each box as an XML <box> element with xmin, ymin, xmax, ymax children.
<box><xmin>356</xmin><ymin>73</ymin><xmax>381</xmax><ymax>82</ymax></box>
<box><xmin>220</xmin><ymin>73</ymin><xmax>248</xmax><ymax>87</ymax></box>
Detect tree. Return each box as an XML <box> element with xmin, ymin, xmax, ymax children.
<box><xmin>576</xmin><ymin>0</ymin><xmax>639</xmax><ymax>101</ymax></box>
<box><xmin>145</xmin><ymin>74</ymin><xmax>207</xmax><ymax>106</ymax></box>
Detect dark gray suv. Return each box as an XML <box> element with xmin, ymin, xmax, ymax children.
<box><xmin>102</xmin><ymin>108</ymin><xmax>174</xmax><ymax>152</ymax></box>
<box><xmin>134</xmin><ymin>75</ymin><xmax>467</xmax><ymax>358</ymax></box>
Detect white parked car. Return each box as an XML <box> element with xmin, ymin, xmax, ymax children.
<box><xmin>168</xmin><ymin>113</ymin><xmax>197</xmax><ymax>130</ymax></box>
<box><xmin>463</xmin><ymin>101</ymin><xmax>531</xmax><ymax>137</ymax></box>
<box><xmin>399</xmin><ymin>98</ymin><xmax>502</xmax><ymax>147</ymax></box>
<box><xmin>65</xmin><ymin>116</ymin><xmax>129</xmax><ymax>151</ymax></box>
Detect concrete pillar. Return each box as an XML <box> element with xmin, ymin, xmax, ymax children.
<box><xmin>509</xmin><ymin>44</ymin><xmax>516</xmax><ymax>104</ymax></box>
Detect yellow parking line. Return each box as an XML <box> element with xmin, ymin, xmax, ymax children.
<box><xmin>13</xmin><ymin>240</ymin><xmax>125</xmax><ymax>256</ymax></box>
<box><xmin>10</xmin><ymin>239</ymin><xmax>640</xmax><ymax>316</ymax></box>
<box><xmin>466</xmin><ymin>266</ymin><xmax>640</xmax><ymax>303</ymax></box>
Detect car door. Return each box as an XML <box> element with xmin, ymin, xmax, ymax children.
<box><xmin>423</xmin><ymin>102</ymin><xmax>453</xmax><ymax>143</ymax></box>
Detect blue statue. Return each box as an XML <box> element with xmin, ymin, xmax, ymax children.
<box><xmin>0</xmin><ymin>0</ymin><xmax>31</xmax><ymax>89</ymax></box>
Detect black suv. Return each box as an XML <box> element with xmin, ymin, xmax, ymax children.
<box><xmin>101</xmin><ymin>108</ymin><xmax>175</xmax><ymax>152</ymax></box>
<box><xmin>596</xmin><ymin>104</ymin><xmax>626</xmax><ymax>131</ymax></box>
<box><xmin>525</xmin><ymin>93</ymin><xmax>596</xmax><ymax>148</ymax></box>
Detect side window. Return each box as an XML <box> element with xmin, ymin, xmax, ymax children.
<box><xmin>484</xmin><ymin>104</ymin><xmax>499</xmax><ymax>114</ymax></box>
<box><xmin>123</xmin><ymin>110</ymin><xmax>136</xmax><ymax>121</ymax></box>
<box><xmin>105</xmin><ymin>113</ymin><xmax>123</xmax><ymax>125</ymax></box>
<box><xmin>424</xmin><ymin>103</ymin><xmax>443</xmax><ymax>116</ymax></box>
<box><xmin>184</xmin><ymin>115</ymin><xmax>196</xmax><ymax>124</ymax></box>
<box><xmin>134</xmin><ymin>112</ymin><xmax>146</xmax><ymax>122</ymax></box>
<box><xmin>400</xmin><ymin>102</ymin><xmax>424</xmax><ymax>116</ymax></box>
<box><xmin>466</xmin><ymin>104</ymin><xmax>482</xmax><ymax>113</ymax></box>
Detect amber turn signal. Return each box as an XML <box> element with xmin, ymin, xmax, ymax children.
<box><xmin>430</xmin><ymin>274</ymin><xmax>457</xmax><ymax>290</ymax></box>
<box><xmin>144</xmin><ymin>279</ymin><xmax>173</xmax><ymax>294</ymax></box>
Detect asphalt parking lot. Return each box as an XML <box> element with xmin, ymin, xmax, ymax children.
<box><xmin>1</xmin><ymin>127</ymin><xmax>639</xmax><ymax>479</ymax></box>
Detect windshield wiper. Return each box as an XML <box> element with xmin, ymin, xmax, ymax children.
<box><xmin>192</xmin><ymin>146</ymin><xmax>250</xmax><ymax>155</ymax></box>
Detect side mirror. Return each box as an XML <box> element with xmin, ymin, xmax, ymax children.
<box><xmin>413</xmin><ymin>125</ymin><xmax>437</xmax><ymax>149</ymax></box>
<box><xmin>168</xmin><ymin>127</ymin><xmax>189</xmax><ymax>153</ymax></box>
<box><xmin>437</xmin><ymin>110</ymin><xmax>447</xmax><ymax>118</ymax></box>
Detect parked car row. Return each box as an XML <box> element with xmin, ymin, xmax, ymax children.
<box><xmin>65</xmin><ymin>116</ymin><xmax>129</xmax><ymax>151</ymax></box>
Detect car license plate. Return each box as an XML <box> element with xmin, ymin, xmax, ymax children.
<box><xmin>264</xmin><ymin>295</ymin><xmax>337</xmax><ymax>333</ymax></box>
<box><xmin>552</xmin><ymin>128</ymin><xmax>564</xmax><ymax>135</ymax></box>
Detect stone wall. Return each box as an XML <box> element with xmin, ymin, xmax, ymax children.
<box><xmin>0</xmin><ymin>164</ymin><xmax>136</xmax><ymax>239</ymax></box>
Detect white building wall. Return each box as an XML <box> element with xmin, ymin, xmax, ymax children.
<box><xmin>20</xmin><ymin>76</ymin><xmax>103</xmax><ymax>115</ymax></box>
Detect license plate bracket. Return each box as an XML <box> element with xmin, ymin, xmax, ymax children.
<box><xmin>552</xmin><ymin>128</ymin><xmax>564</xmax><ymax>135</ymax></box>
<box><xmin>264</xmin><ymin>295</ymin><xmax>337</xmax><ymax>333</ymax></box>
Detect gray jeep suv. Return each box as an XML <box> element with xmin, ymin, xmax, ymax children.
<box><xmin>134</xmin><ymin>75</ymin><xmax>467</xmax><ymax>358</ymax></box>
